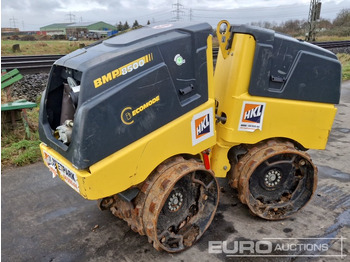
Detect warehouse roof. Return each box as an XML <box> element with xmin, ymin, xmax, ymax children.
<box><xmin>67</xmin><ymin>22</ymin><xmax>101</xmax><ymax>27</ymax></box>
<box><xmin>40</xmin><ymin>23</ymin><xmax>74</xmax><ymax>29</ymax></box>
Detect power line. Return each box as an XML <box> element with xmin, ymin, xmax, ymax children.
<box><xmin>9</xmin><ymin>16</ymin><xmax>18</xmax><ymax>28</ymax></box>
<box><xmin>112</xmin><ymin>10</ymin><xmax>172</xmax><ymax>25</ymax></box>
<box><xmin>172</xmin><ymin>0</ymin><xmax>185</xmax><ymax>21</ymax></box>
<box><xmin>65</xmin><ymin>12</ymin><xmax>76</xmax><ymax>23</ymax></box>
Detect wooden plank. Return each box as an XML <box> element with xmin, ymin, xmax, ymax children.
<box><xmin>1</xmin><ymin>74</ymin><xmax>23</xmax><ymax>89</ymax></box>
<box><xmin>1</xmin><ymin>101</ymin><xmax>36</xmax><ymax>111</ymax></box>
<box><xmin>1</xmin><ymin>69</ymin><xmax>20</xmax><ymax>82</ymax></box>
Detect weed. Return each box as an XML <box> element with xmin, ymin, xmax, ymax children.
<box><xmin>1</xmin><ymin>140</ymin><xmax>41</xmax><ymax>166</ymax></box>
<box><xmin>1</xmin><ymin>106</ymin><xmax>41</xmax><ymax>168</ymax></box>
<box><xmin>337</xmin><ymin>53</ymin><xmax>350</xmax><ymax>81</ymax></box>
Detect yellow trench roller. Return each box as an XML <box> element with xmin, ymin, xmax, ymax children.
<box><xmin>40</xmin><ymin>20</ymin><xmax>341</xmax><ymax>252</ymax></box>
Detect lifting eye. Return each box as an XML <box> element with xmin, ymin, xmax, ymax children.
<box><xmin>219</xmin><ymin>22</ymin><xmax>228</xmax><ymax>34</ymax></box>
<box><xmin>216</xmin><ymin>20</ymin><xmax>232</xmax><ymax>59</ymax></box>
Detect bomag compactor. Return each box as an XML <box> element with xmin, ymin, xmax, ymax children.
<box><xmin>39</xmin><ymin>20</ymin><xmax>341</xmax><ymax>252</ymax></box>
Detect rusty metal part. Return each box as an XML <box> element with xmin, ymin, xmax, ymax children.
<box><xmin>60</xmin><ymin>83</ymin><xmax>75</xmax><ymax>125</ymax></box>
<box><xmin>228</xmin><ymin>139</ymin><xmax>317</xmax><ymax>220</ymax></box>
<box><xmin>100</xmin><ymin>156</ymin><xmax>219</xmax><ymax>252</ymax></box>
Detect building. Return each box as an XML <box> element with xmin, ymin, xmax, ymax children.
<box><xmin>1</xmin><ymin>27</ymin><xmax>20</xmax><ymax>33</ymax></box>
<box><xmin>40</xmin><ymin>23</ymin><xmax>74</xmax><ymax>36</ymax></box>
<box><xmin>65</xmin><ymin>21</ymin><xmax>118</xmax><ymax>39</ymax></box>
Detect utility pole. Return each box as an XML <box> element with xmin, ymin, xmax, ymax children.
<box><xmin>172</xmin><ymin>0</ymin><xmax>184</xmax><ymax>21</ymax></box>
<box><xmin>306</xmin><ymin>0</ymin><xmax>322</xmax><ymax>42</ymax></box>
<box><xmin>9</xmin><ymin>16</ymin><xmax>18</xmax><ymax>28</ymax></box>
<box><xmin>65</xmin><ymin>12</ymin><xmax>76</xmax><ymax>23</ymax></box>
<box><xmin>189</xmin><ymin>8</ymin><xmax>193</xmax><ymax>21</ymax></box>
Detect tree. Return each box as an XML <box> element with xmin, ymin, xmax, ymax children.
<box><xmin>333</xmin><ymin>8</ymin><xmax>350</xmax><ymax>27</ymax></box>
<box><xmin>283</xmin><ymin>19</ymin><xmax>304</xmax><ymax>36</ymax></box>
<box><xmin>147</xmin><ymin>20</ymin><xmax>151</xmax><ymax>25</ymax></box>
<box><xmin>333</xmin><ymin>9</ymin><xmax>350</xmax><ymax>36</ymax></box>
<box><xmin>123</xmin><ymin>21</ymin><xmax>130</xmax><ymax>31</ymax></box>
<box><xmin>116</xmin><ymin>21</ymin><xmax>123</xmax><ymax>31</ymax></box>
<box><xmin>317</xmin><ymin>19</ymin><xmax>333</xmax><ymax>30</ymax></box>
<box><xmin>132</xmin><ymin>20</ymin><xmax>139</xmax><ymax>28</ymax></box>
<box><xmin>250</xmin><ymin>21</ymin><xmax>275</xmax><ymax>29</ymax></box>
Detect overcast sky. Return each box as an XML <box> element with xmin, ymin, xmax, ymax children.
<box><xmin>1</xmin><ymin>0</ymin><xmax>350</xmax><ymax>31</ymax></box>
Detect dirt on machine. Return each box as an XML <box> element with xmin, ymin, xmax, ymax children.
<box><xmin>39</xmin><ymin>20</ymin><xmax>341</xmax><ymax>252</ymax></box>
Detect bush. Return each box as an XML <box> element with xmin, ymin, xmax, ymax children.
<box><xmin>20</xmin><ymin>35</ymin><xmax>36</xmax><ymax>41</ymax></box>
<box><xmin>11</xmin><ymin>35</ymin><xmax>20</xmax><ymax>40</ymax></box>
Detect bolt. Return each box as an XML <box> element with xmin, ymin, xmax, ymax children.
<box><xmin>299</xmin><ymin>159</ymin><xmax>306</xmax><ymax>166</ymax></box>
<box><xmin>203</xmin><ymin>194</ymin><xmax>208</xmax><ymax>200</ymax></box>
<box><xmin>223</xmin><ymin>166</ymin><xmax>228</xmax><ymax>170</ymax></box>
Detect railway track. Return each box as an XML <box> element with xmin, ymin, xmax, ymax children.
<box><xmin>1</xmin><ymin>41</ymin><xmax>349</xmax><ymax>74</ymax></box>
<box><xmin>1</xmin><ymin>55</ymin><xmax>64</xmax><ymax>74</ymax></box>
<box><xmin>312</xmin><ymin>40</ymin><xmax>350</xmax><ymax>49</ymax></box>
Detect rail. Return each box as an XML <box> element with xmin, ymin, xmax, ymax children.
<box><xmin>1</xmin><ymin>55</ymin><xmax>64</xmax><ymax>74</ymax></box>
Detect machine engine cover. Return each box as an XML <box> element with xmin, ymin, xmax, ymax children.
<box><xmin>229</xmin><ymin>25</ymin><xmax>342</xmax><ymax>104</ymax></box>
<box><xmin>39</xmin><ymin>22</ymin><xmax>212</xmax><ymax>169</ymax></box>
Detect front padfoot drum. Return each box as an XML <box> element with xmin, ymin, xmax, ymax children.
<box><xmin>142</xmin><ymin>157</ymin><xmax>219</xmax><ymax>252</ymax></box>
<box><xmin>229</xmin><ymin>139</ymin><xmax>317</xmax><ymax>220</ymax></box>
<box><xmin>102</xmin><ymin>156</ymin><xmax>219</xmax><ymax>252</ymax></box>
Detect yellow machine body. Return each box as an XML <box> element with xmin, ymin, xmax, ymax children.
<box><xmin>40</xmin><ymin>22</ymin><xmax>338</xmax><ymax>200</ymax></box>
<box><xmin>211</xmin><ymin>29</ymin><xmax>337</xmax><ymax>177</ymax></box>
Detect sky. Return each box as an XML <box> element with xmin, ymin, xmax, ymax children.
<box><xmin>1</xmin><ymin>0</ymin><xmax>350</xmax><ymax>31</ymax></box>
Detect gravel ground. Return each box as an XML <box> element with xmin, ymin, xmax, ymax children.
<box><xmin>10</xmin><ymin>73</ymin><xmax>49</xmax><ymax>103</ymax></box>
<box><xmin>329</xmin><ymin>47</ymin><xmax>350</xmax><ymax>54</ymax></box>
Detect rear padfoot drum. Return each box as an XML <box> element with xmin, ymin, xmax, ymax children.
<box><xmin>228</xmin><ymin>139</ymin><xmax>317</xmax><ymax>220</ymax></box>
<box><xmin>100</xmin><ymin>156</ymin><xmax>219</xmax><ymax>252</ymax></box>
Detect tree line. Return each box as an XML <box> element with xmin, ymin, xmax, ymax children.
<box><xmin>250</xmin><ymin>8</ymin><xmax>349</xmax><ymax>38</ymax></box>
<box><xmin>116</xmin><ymin>20</ymin><xmax>148</xmax><ymax>32</ymax></box>
<box><xmin>114</xmin><ymin>9</ymin><xmax>349</xmax><ymax>38</ymax></box>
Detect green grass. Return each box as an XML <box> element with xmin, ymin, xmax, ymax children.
<box><xmin>1</xmin><ymin>140</ymin><xmax>41</xmax><ymax>166</ymax></box>
<box><xmin>1</xmin><ymin>104</ymin><xmax>42</xmax><ymax>168</ymax></box>
<box><xmin>337</xmin><ymin>53</ymin><xmax>350</xmax><ymax>81</ymax></box>
<box><xmin>1</xmin><ymin>40</ymin><xmax>92</xmax><ymax>56</ymax></box>
<box><xmin>310</xmin><ymin>35</ymin><xmax>350</xmax><ymax>42</ymax></box>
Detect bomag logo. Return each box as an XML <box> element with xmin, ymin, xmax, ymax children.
<box><xmin>195</xmin><ymin>114</ymin><xmax>210</xmax><ymax>139</ymax></box>
<box><xmin>93</xmin><ymin>53</ymin><xmax>153</xmax><ymax>88</ymax></box>
<box><xmin>121</xmin><ymin>95</ymin><xmax>160</xmax><ymax>125</ymax></box>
